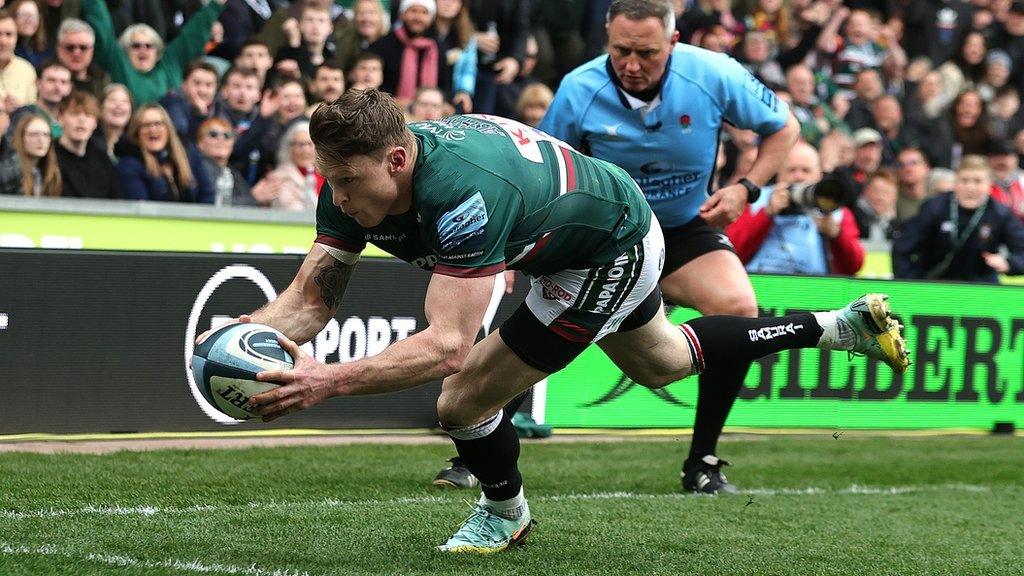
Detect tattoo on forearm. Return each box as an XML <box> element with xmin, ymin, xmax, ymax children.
<box><xmin>313</xmin><ymin>262</ymin><xmax>354</xmax><ymax>311</ymax></box>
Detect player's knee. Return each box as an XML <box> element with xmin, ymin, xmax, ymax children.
<box><xmin>709</xmin><ymin>293</ymin><xmax>758</xmax><ymax>318</ymax></box>
<box><xmin>437</xmin><ymin>386</ymin><xmax>488</xmax><ymax>428</ymax></box>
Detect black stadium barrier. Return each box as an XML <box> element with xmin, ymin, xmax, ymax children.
<box><xmin>0</xmin><ymin>249</ymin><xmax>528</xmax><ymax>434</ymax></box>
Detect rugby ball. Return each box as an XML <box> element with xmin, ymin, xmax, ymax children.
<box><xmin>191</xmin><ymin>323</ymin><xmax>294</xmax><ymax>420</ymax></box>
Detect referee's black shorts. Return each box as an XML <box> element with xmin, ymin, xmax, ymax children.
<box><xmin>660</xmin><ymin>216</ymin><xmax>738</xmax><ymax>279</ymax></box>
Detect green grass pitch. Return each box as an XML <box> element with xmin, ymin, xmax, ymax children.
<box><xmin>1</xmin><ymin>435</ymin><xmax>1022</xmax><ymax>575</ymax></box>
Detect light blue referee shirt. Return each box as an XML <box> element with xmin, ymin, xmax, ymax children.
<box><xmin>540</xmin><ymin>43</ymin><xmax>790</xmax><ymax>228</ymax></box>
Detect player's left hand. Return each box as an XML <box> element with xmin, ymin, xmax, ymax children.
<box><xmin>700</xmin><ymin>184</ymin><xmax>748</xmax><ymax>228</ymax></box>
<box><xmin>251</xmin><ymin>335</ymin><xmax>334</xmax><ymax>422</ymax></box>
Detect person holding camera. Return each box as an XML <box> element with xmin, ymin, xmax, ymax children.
<box><xmin>727</xmin><ymin>141</ymin><xmax>865</xmax><ymax>276</ymax></box>
<box><xmin>892</xmin><ymin>155</ymin><xmax>1024</xmax><ymax>283</ymax></box>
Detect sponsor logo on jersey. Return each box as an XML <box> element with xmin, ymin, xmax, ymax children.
<box><xmin>438</xmin><ymin>192</ymin><xmax>489</xmax><ymax>253</ymax></box>
<box><xmin>364</xmin><ymin>233</ymin><xmax>407</xmax><ymax>242</ymax></box>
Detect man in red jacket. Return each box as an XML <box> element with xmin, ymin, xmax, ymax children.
<box><xmin>727</xmin><ymin>141</ymin><xmax>864</xmax><ymax>275</ymax></box>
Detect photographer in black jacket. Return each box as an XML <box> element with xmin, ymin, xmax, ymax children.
<box><xmin>892</xmin><ymin>155</ymin><xmax>1024</xmax><ymax>283</ymax></box>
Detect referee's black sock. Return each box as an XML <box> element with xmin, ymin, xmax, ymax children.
<box><xmin>688</xmin><ymin>360</ymin><xmax>751</xmax><ymax>464</ymax></box>
<box><xmin>680</xmin><ymin>313</ymin><xmax>823</xmax><ymax>372</ymax></box>
<box><xmin>446</xmin><ymin>410</ymin><xmax>525</xmax><ymax>519</ymax></box>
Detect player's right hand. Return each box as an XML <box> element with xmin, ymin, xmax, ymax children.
<box><xmin>195</xmin><ymin>315</ymin><xmax>253</xmax><ymax>345</ymax></box>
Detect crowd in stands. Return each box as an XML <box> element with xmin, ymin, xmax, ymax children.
<box><xmin>1</xmin><ymin>0</ymin><xmax>1023</xmax><ymax>283</ymax></box>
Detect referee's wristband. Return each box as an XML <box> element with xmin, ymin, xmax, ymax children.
<box><xmin>738</xmin><ymin>178</ymin><xmax>761</xmax><ymax>204</ymax></box>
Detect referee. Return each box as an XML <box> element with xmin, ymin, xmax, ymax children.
<box><xmin>540</xmin><ymin>0</ymin><xmax>799</xmax><ymax>494</ymax></box>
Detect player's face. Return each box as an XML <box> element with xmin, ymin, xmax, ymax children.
<box><xmin>954</xmin><ymin>168</ymin><xmax>991</xmax><ymax>209</ymax></box>
<box><xmin>606</xmin><ymin>15</ymin><xmax>677</xmax><ymax>93</ymax></box>
<box><xmin>323</xmin><ymin>151</ymin><xmax>402</xmax><ymax>227</ymax></box>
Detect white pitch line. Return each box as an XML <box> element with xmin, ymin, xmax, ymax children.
<box><xmin>0</xmin><ymin>484</ymin><xmax>993</xmax><ymax>522</ymax></box>
<box><xmin>0</xmin><ymin>543</ymin><xmax>309</xmax><ymax>576</ymax></box>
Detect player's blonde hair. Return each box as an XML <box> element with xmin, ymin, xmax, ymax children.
<box><xmin>309</xmin><ymin>89</ymin><xmax>413</xmax><ymax>169</ymax></box>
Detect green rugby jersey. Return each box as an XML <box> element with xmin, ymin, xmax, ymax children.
<box><xmin>315</xmin><ymin>115</ymin><xmax>651</xmax><ymax>278</ymax></box>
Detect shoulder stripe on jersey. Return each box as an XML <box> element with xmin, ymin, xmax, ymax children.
<box><xmin>559</xmin><ymin>147</ymin><xmax>577</xmax><ymax>192</ymax></box>
<box><xmin>434</xmin><ymin>262</ymin><xmax>506</xmax><ymax>278</ymax></box>
<box><xmin>552</xmin><ymin>141</ymin><xmax>568</xmax><ymax>195</ymax></box>
<box><xmin>315</xmin><ymin>233</ymin><xmax>364</xmax><ymax>254</ymax></box>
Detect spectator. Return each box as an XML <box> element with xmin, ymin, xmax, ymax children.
<box><xmin>738</xmin><ymin>29</ymin><xmax>785</xmax><ymax>88</ymax></box>
<box><xmin>947</xmin><ymin>89</ymin><xmax>993</xmax><ymax>167</ymax></box>
<box><xmin>195</xmin><ymin>116</ymin><xmax>256</xmax><ymax>207</ymax></box>
<box><xmin>988</xmin><ymin>138</ymin><xmax>1024</xmax><ymax>221</ymax></box>
<box><xmin>818</xmin><ymin>128</ymin><xmax>854</xmax><ymax>174</ymax></box>
<box><xmin>99</xmin><ymin>82</ymin><xmax>131</xmax><ymax>161</ymax></box>
<box><xmin>902</xmin><ymin>0</ymin><xmax>971</xmax><ymax>66</ymax></box>
<box><xmin>117</xmin><ymin>103</ymin><xmax>213</xmax><ymax>203</ymax></box>
<box><xmin>823</xmin><ymin>9</ymin><xmax>905</xmax><ymax>96</ymax></box>
<box><xmin>844</xmin><ymin>68</ymin><xmax>885</xmax><ymax>131</ymax></box>
<box><xmin>835</xmin><ymin>127</ymin><xmax>882</xmax><ymax>200</ymax></box>
<box><xmin>435</xmin><ymin>0</ymin><xmax>475</xmax><ymax>113</ymax></box>
<box><xmin>250</xmin><ymin>120</ymin><xmax>321</xmax><ymax>211</ymax></box>
<box><xmin>12</xmin><ymin>0</ymin><xmax>52</xmax><ymax>69</ymax></box>
<box><xmin>493</xmin><ymin>33</ymin><xmax>539</xmax><ymax>119</ymax></box>
<box><xmin>408</xmin><ymin>85</ymin><xmax>444</xmax><ymax>121</ymax></box>
<box><xmin>232</xmin><ymin>78</ymin><xmax>305</xmax><ymax>184</ymax></box>
<box><xmin>514</xmin><ymin>82</ymin><xmax>552</xmax><ymax>128</ymax></box>
<box><xmin>258</xmin><ymin>0</ymin><xmax>346</xmax><ymax>58</ymax></box>
<box><xmin>979</xmin><ymin>49</ymin><xmax>1013</xmax><ymax>104</ymax></box>
<box><xmin>368</xmin><ymin>0</ymin><xmax>442</xmax><ymax>106</ymax></box>
<box><xmin>937</xmin><ymin>30</ymin><xmax>988</xmax><ymax>105</ymax></box>
<box><xmin>531</xmin><ymin>0</ymin><xmax>585</xmax><ymax>89</ymax></box>
<box><xmin>468</xmin><ymin>0</ymin><xmax>529</xmax><ymax>114</ymax></box>
<box><xmin>56</xmin><ymin>18</ymin><xmax>108</xmax><ymax>98</ymax></box>
<box><xmin>895</xmin><ymin>146</ymin><xmax>932</xmax><ymax>224</ymax></box>
<box><xmin>873</xmin><ymin>95</ymin><xmax>916</xmax><ymax>167</ymax></box>
<box><xmin>727</xmin><ymin>140</ymin><xmax>863</xmax><ymax>276</ymax></box>
<box><xmin>335</xmin><ymin>0</ymin><xmax>391</xmax><ymax>72</ymax></box>
<box><xmin>348</xmin><ymin>49</ymin><xmax>384</xmax><ymax>91</ymax></box>
<box><xmin>0</xmin><ymin>114</ymin><xmax>60</xmax><ymax>196</ymax></box>
<box><xmin>893</xmin><ymin>154</ymin><xmax>1024</xmax><ymax>283</ymax></box>
<box><xmin>0</xmin><ymin>9</ymin><xmax>38</xmax><ymax>109</ymax></box>
<box><xmin>746</xmin><ymin>0</ymin><xmax>793</xmax><ymax>52</ymax></box>
<box><xmin>55</xmin><ymin>90</ymin><xmax>120</xmax><ymax>199</ymax></box>
<box><xmin>990</xmin><ymin>86</ymin><xmax>1023</xmax><ymax>139</ymax></box>
<box><xmin>206</xmin><ymin>0</ymin><xmax>277</xmax><ymax>64</ymax></box>
<box><xmin>276</xmin><ymin>3</ymin><xmax>336</xmax><ymax>82</ymax></box>
<box><xmin>81</xmin><ymin>0</ymin><xmax>227</xmax><ymax>104</ymax></box>
<box><xmin>160</xmin><ymin>59</ymin><xmax>222</xmax><ymax>141</ymax></box>
<box><xmin>308</xmin><ymin>60</ymin><xmax>346</xmax><ymax>109</ymax></box>
<box><xmin>787</xmin><ymin>62</ymin><xmax>845</xmax><ymax>147</ymax></box>
<box><xmin>0</xmin><ymin>95</ymin><xmax>14</xmax><ymax>184</ymax></box>
<box><xmin>928</xmin><ymin>166</ymin><xmax>957</xmax><ymax>197</ymax></box>
<box><xmin>902</xmin><ymin>70</ymin><xmax>948</xmax><ymax>138</ymax></box>
<box><xmin>8</xmin><ymin>61</ymin><xmax>72</xmax><ymax>140</ymax></box>
<box><xmin>853</xmin><ymin>168</ymin><xmax>898</xmax><ymax>240</ymax></box>
<box><xmin>219</xmin><ymin>67</ymin><xmax>263</xmax><ymax>132</ymax></box>
<box><xmin>234</xmin><ymin>39</ymin><xmax>274</xmax><ymax>88</ymax></box>
<box><xmin>996</xmin><ymin>1</ymin><xmax>1024</xmax><ymax>92</ymax></box>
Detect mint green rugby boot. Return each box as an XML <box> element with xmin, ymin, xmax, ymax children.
<box><xmin>436</xmin><ymin>502</ymin><xmax>536</xmax><ymax>554</ymax></box>
<box><xmin>836</xmin><ymin>293</ymin><xmax>910</xmax><ymax>374</ymax></box>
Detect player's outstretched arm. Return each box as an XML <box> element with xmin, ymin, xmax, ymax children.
<box><xmin>250</xmin><ymin>243</ymin><xmax>356</xmax><ymax>344</ymax></box>
<box><xmin>250</xmin><ymin>272</ymin><xmax>495</xmax><ymax>421</ymax></box>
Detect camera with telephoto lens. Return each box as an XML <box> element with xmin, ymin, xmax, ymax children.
<box><xmin>778</xmin><ymin>176</ymin><xmax>848</xmax><ymax>216</ymax></box>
